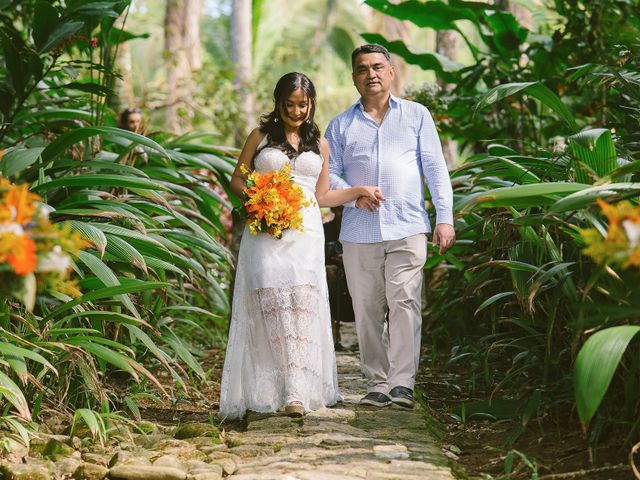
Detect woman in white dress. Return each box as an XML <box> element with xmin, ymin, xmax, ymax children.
<box><xmin>219</xmin><ymin>72</ymin><xmax>383</xmax><ymax>419</ymax></box>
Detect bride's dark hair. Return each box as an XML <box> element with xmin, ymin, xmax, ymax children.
<box><xmin>258</xmin><ymin>72</ymin><xmax>320</xmax><ymax>159</ymax></box>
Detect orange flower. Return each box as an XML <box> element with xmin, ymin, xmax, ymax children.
<box><xmin>5</xmin><ymin>234</ymin><xmax>37</xmax><ymax>275</ymax></box>
<box><xmin>4</xmin><ymin>184</ymin><xmax>40</xmax><ymax>225</ymax></box>
<box><xmin>582</xmin><ymin>200</ymin><xmax>640</xmax><ymax>269</ymax></box>
<box><xmin>241</xmin><ymin>164</ymin><xmax>313</xmax><ymax>238</ymax></box>
<box><xmin>1</xmin><ymin>182</ymin><xmax>40</xmax><ymax>225</ymax></box>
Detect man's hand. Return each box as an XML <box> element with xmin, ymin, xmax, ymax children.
<box><xmin>432</xmin><ymin>223</ymin><xmax>455</xmax><ymax>255</ymax></box>
<box><xmin>355</xmin><ymin>190</ymin><xmax>384</xmax><ymax>212</ymax></box>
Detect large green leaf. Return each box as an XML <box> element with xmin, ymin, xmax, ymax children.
<box><xmin>482</xmin><ymin>10</ymin><xmax>528</xmax><ymax>58</ymax></box>
<box><xmin>1</xmin><ymin>147</ymin><xmax>44</xmax><ymax>177</ymax></box>
<box><xmin>0</xmin><ymin>342</ymin><xmax>57</xmax><ymax>374</ymax></box>
<box><xmin>548</xmin><ymin>183</ymin><xmax>640</xmax><ymax>213</ymax></box>
<box><xmin>77</xmin><ymin>251</ymin><xmax>140</xmax><ymax>318</ymax></box>
<box><xmin>474</xmin><ymin>291</ymin><xmax>515</xmax><ymax>315</ymax></box>
<box><xmin>40</xmin><ymin>126</ymin><xmax>169</xmax><ymax>164</ymax></box>
<box><xmin>0</xmin><ymin>371</ymin><xmax>31</xmax><ymax>420</ymax></box>
<box><xmin>456</xmin><ymin>182</ymin><xmax>590</xmax><ymax>213</ymax></box>
<box><xmin>568</xmin><ymin>129</ymin><xmax>618</xmax><ymax>184</ymax></box>
<box><xmin>70</xmin><ymin>221</ymin><xmax>108</xmax><ymax>256</ymax></box>
<box><xmin>104</xmin><ymin>234</ymin><xmax>147</xmax><ymax>272</ymax></box>
<box><xmin>365</xmin><ymin>0</ymin><xmax>479</xmax><ymax>29</ymax></box>
<box><xmin>68</xmin><ymin>339</ymin><xmax>138</xmax><ymax>378</ymax></box>
<box><xmin>360</xmin><ymin>33</ymin><xmax>463</xmax><ymax>83</ymax></box>
<box><xmin>327</xmin><ymin>26</ymin><xmax>356</xmax><ymax>68</ymax></box>
<box><xmin>0</xmin><ymin>26</ymin><xmax>30</xmax><ymax>94</ymax></box>
<box><xmin>59</xmin><ymin>81</ymin><xmax>114</xmax><ymax>97</ymax></box>
<box><xmin>88</xmin><ymin>223</ymin><xmax>166</xmax><ymax>248</ymax></box>
<box><xmin>457</xmin><ymin>155</ymin><xmax>541</xmax><ymax>184</ymax></box>
<box><xmin>32</xmin><ymin>1</ymin><xmax>60</xmax><ymax>52</ymax></box>
<box><xmin>43</xmin><ymin>281</ymin><xmax>169</xmax><ymax>321</ymax></box>
<box><xmin>15</xmin><ymin>108</ymin><xmax>93</xmax><ymax>123</ymax></box>
<box><xmin>70</xmin><ymin>408</ymin><xmax>106</xmax><ymax>444</ymax></box>
<box><xmin>574</xmin><ymin>326</ymin><xmax>640</xmax><ymax>429</ymax></box>
<box><xmin>161</xmin><ymin>329</ymin><xmax>206</xmax><ymax>380</ymax></box>
<box><xmin>475</xmin><ymin>82</ymin><xmax>577</xmax><ymax>131</ymax></box>
<box><xmin>68</xmin><ymin>1</ymin><xmax>121</xmax><ymax>17</ymax></box>
<box><xmin>143</xmin><ymin>256</ymin><xmax>186</xmax><ymax>276</ymax></box>
<box><xmin>38</xmin><ymin>21</ymin><xmax>84</xmax><ymax>54</ymax></box>
<box><xmin>32</xmin><ymin>174</ymin><xmax>166</xmax><ymax>192</ymax></box>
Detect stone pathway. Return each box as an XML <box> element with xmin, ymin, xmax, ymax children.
<box><xmin>0</xmin><ymin>323</ymin><xmax>455</xmax><ymax>480</ymax></box>
<box><xmin>223</xmin><ymin>322</ymin><xmax>455</xmax><ymax>479</ymax></box>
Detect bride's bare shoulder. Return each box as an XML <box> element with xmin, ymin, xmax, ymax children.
<box><xmin>247</xmin><ymin>127</ymin><xmax>266</xmax><ymax>146</ymax></box>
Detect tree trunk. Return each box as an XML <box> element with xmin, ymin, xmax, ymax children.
<box><xmin>436</xmin><ymin>30</ymin><xmax>458</xmax><ymax>170</ymax></box>
<box><xmin>116</xmin><ymin>41</ymin><xmax>135</xmax><ymax>109</ymax></box>
<box><xmin>184</xmin><ymin>0</ymin><xmax>203</xmax><ymax>71</ymax></box>
<box><xmin>164</xmin><ymin>0</ymin><xmax>202</xmax><ymax>133</ymax></box>
<box><xmin>232</xmin><ymin>0</ymin><xmax>254</xmax><ymax>145</ymax></box>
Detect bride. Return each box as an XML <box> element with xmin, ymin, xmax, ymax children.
<box><xmin>219</xmin><ymin>72</ymin><xmax>383</xmax><ymax>419</ymax></box>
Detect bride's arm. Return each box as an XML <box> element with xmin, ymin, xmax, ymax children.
<box><xmin>230</xmin><ymin>127</ymin><xmax>266</xmax><ymax>199</ymax></box>
<box><xmin>315</xmin><ymin>138</ymin><xmax>384</xmax><ymax>208</ymax></box>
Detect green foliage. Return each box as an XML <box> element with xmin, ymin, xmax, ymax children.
<box><xmin>365</xmin><ymin>0</ymin><xmax>640</xmax><ymax>158</ymax></box>
<box><xmin>368</xmin><ymin>0</ymin><xmax>640</xmax><ymax>450</ymax></box>
<box><xmin>0</xmin><ymin>0</ymin><xmax>236</xmax><ymax>426</ymax></box>
<box><xmin>574</xmin><ymin>326</ymin><xmax>640</xmax><ymax>429</ymax></box>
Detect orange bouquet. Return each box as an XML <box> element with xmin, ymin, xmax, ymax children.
<box><xmin>241</xmin><ymin>164</ymin><xmax>314</xmax><ymax>239</ymax></box>
<box><xmin>0</xmin><ymin>178</ymin><xmax>86</xmax><ymax>310</ymax></box>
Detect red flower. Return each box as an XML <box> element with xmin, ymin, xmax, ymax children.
<box><xmin>89</xmin><ymin>38</ymin><xmax>98</xmax><ymax>47</ymax></box>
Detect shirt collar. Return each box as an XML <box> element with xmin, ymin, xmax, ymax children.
<box><xmin>355</xmin><ymin>94</ymin><xmax>400</xmax><ymax>111</ymax></box>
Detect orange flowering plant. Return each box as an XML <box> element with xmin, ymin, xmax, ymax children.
<box><xmin>580</xmin><ymin>199</ymin><xmax>640</xmax><ymax>269</ymax></box>
<box><xmin>0</xmin><ymin>178</ymin><xmax>87</xmax><ymax>311</ymax></box>
<box><xmin>241</xmin><ymin>164</ymin><xmax>314</xmax><ymax>239</ymax></box>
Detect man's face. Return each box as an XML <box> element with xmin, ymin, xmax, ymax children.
<box><xmin>352</xmin><ymin>52</ymin><xmax>395</xmax><ymax>98</ymax></box>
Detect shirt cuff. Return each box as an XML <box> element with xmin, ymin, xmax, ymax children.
<box><xmin>330</xmin><ymin>175</ymin><xmax>352</xmax><ymax>190</ymax></box>
<box><xmin>435</xmin><ymin>210</ymin><xmax>454</xmax><ymax>226</ymax></box>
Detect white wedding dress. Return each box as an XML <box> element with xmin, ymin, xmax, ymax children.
<box><xmin>219</xmin><ymin>140</ymin><xmax>340</xmax><ymax>419</ymax></box>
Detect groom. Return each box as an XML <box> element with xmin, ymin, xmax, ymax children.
<box><xmin>325</xmin><ymin>44</ymin><xmax>455</xmax><ymax>409</ymax></box>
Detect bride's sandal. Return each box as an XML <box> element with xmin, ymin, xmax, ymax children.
<box><xmin>284</xmin><ymin>401</ymin><xmax>305</xmax><ymax>417</ymax></box>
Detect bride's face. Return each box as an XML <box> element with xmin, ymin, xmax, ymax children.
<box><xmin>279</xmin><ymin>89</ymin><xmax>311</xmax><ymax>131</ymax></box>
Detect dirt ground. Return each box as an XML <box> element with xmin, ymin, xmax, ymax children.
<box><xmin>415</xmin><ymin>365</ymin><xmax>636</xmax><ymax>479</ymax></box>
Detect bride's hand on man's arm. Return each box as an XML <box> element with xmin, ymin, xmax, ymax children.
<box><xmin>355</xmin><ymin>186</ymin><xmax>384</xmax><ymax>212</ymax></box>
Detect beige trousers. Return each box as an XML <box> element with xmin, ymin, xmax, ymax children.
<box><xmin>342</xmin><ymin>234</ymin><xmax>427</xmax><ymax>393</ymax></box>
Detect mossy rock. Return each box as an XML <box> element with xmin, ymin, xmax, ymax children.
<box><xmin>0</xmin><ymin>463</ymin><xmax>50</xmax><ymax>480</ymax></box>
<box><xmin>136</xmin><ymin>421</ymin><xmax>156</xmax><ymax>435</ymax></box>
<box><xmin>173</xmin><ymin>423</ymin><xmax>219</xmax><ymax>440</ymax></box>
<box><xmin>42</xmin><ymin>438</ymin><xmax>75</xmax><ymax>460</ymax></box>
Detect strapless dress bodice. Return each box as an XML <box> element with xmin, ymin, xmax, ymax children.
<box><xmin>254</xmin><ymin>147</ymin><xmax>322</xmax><ymax>193</ymax></box>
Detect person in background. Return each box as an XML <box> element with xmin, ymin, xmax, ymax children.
<box><xmin>118</xmin><ymin>107</ymin><xmax>144</xmax><ymax>133</ymax></box>
<box><xmin>118</xmin><ymin>107</ymin><xmax>148</xmax><ymax>162</ymax></box>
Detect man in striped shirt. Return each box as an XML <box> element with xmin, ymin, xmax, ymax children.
<box><xmin>326</xmin><ymin>44</ymin><xmax>455</xmax><ymax>409</ymax></box>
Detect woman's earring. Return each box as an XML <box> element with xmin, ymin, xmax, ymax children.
<box><xmin>274</xmin><ymin>117</ymin><xmax>279</xmax><ymax>123</ymax></box>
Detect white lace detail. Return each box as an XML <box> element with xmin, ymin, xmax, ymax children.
<box><xmin>219</xmin><ymin>146</ymin><xmax>340</xmax><ymax>419</ymax></box>
<box><xmin>257</xmin><ymin>285</ymin><xmax>322</xmax><ymax>403</ymax></box>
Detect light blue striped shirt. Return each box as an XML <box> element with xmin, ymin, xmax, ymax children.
<box><xmin>326</xmin><ymin>95</ymin><xmax>453</xmax><ymax>243</ymax></box>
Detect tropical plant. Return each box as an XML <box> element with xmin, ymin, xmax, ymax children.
<box><xmin>364</xmin><ymin>0</ymin><xmax>640</xmax><ymax>451</ymax></box>
<box><xmin>0</xmin><ymin>178</ymin><xmax>86</xmax><ymax>311</ymax></box>
<box><xmin>0</xmin><ymin>0</ymin><xmax>236</xmax><ymax>426</ymax></box>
